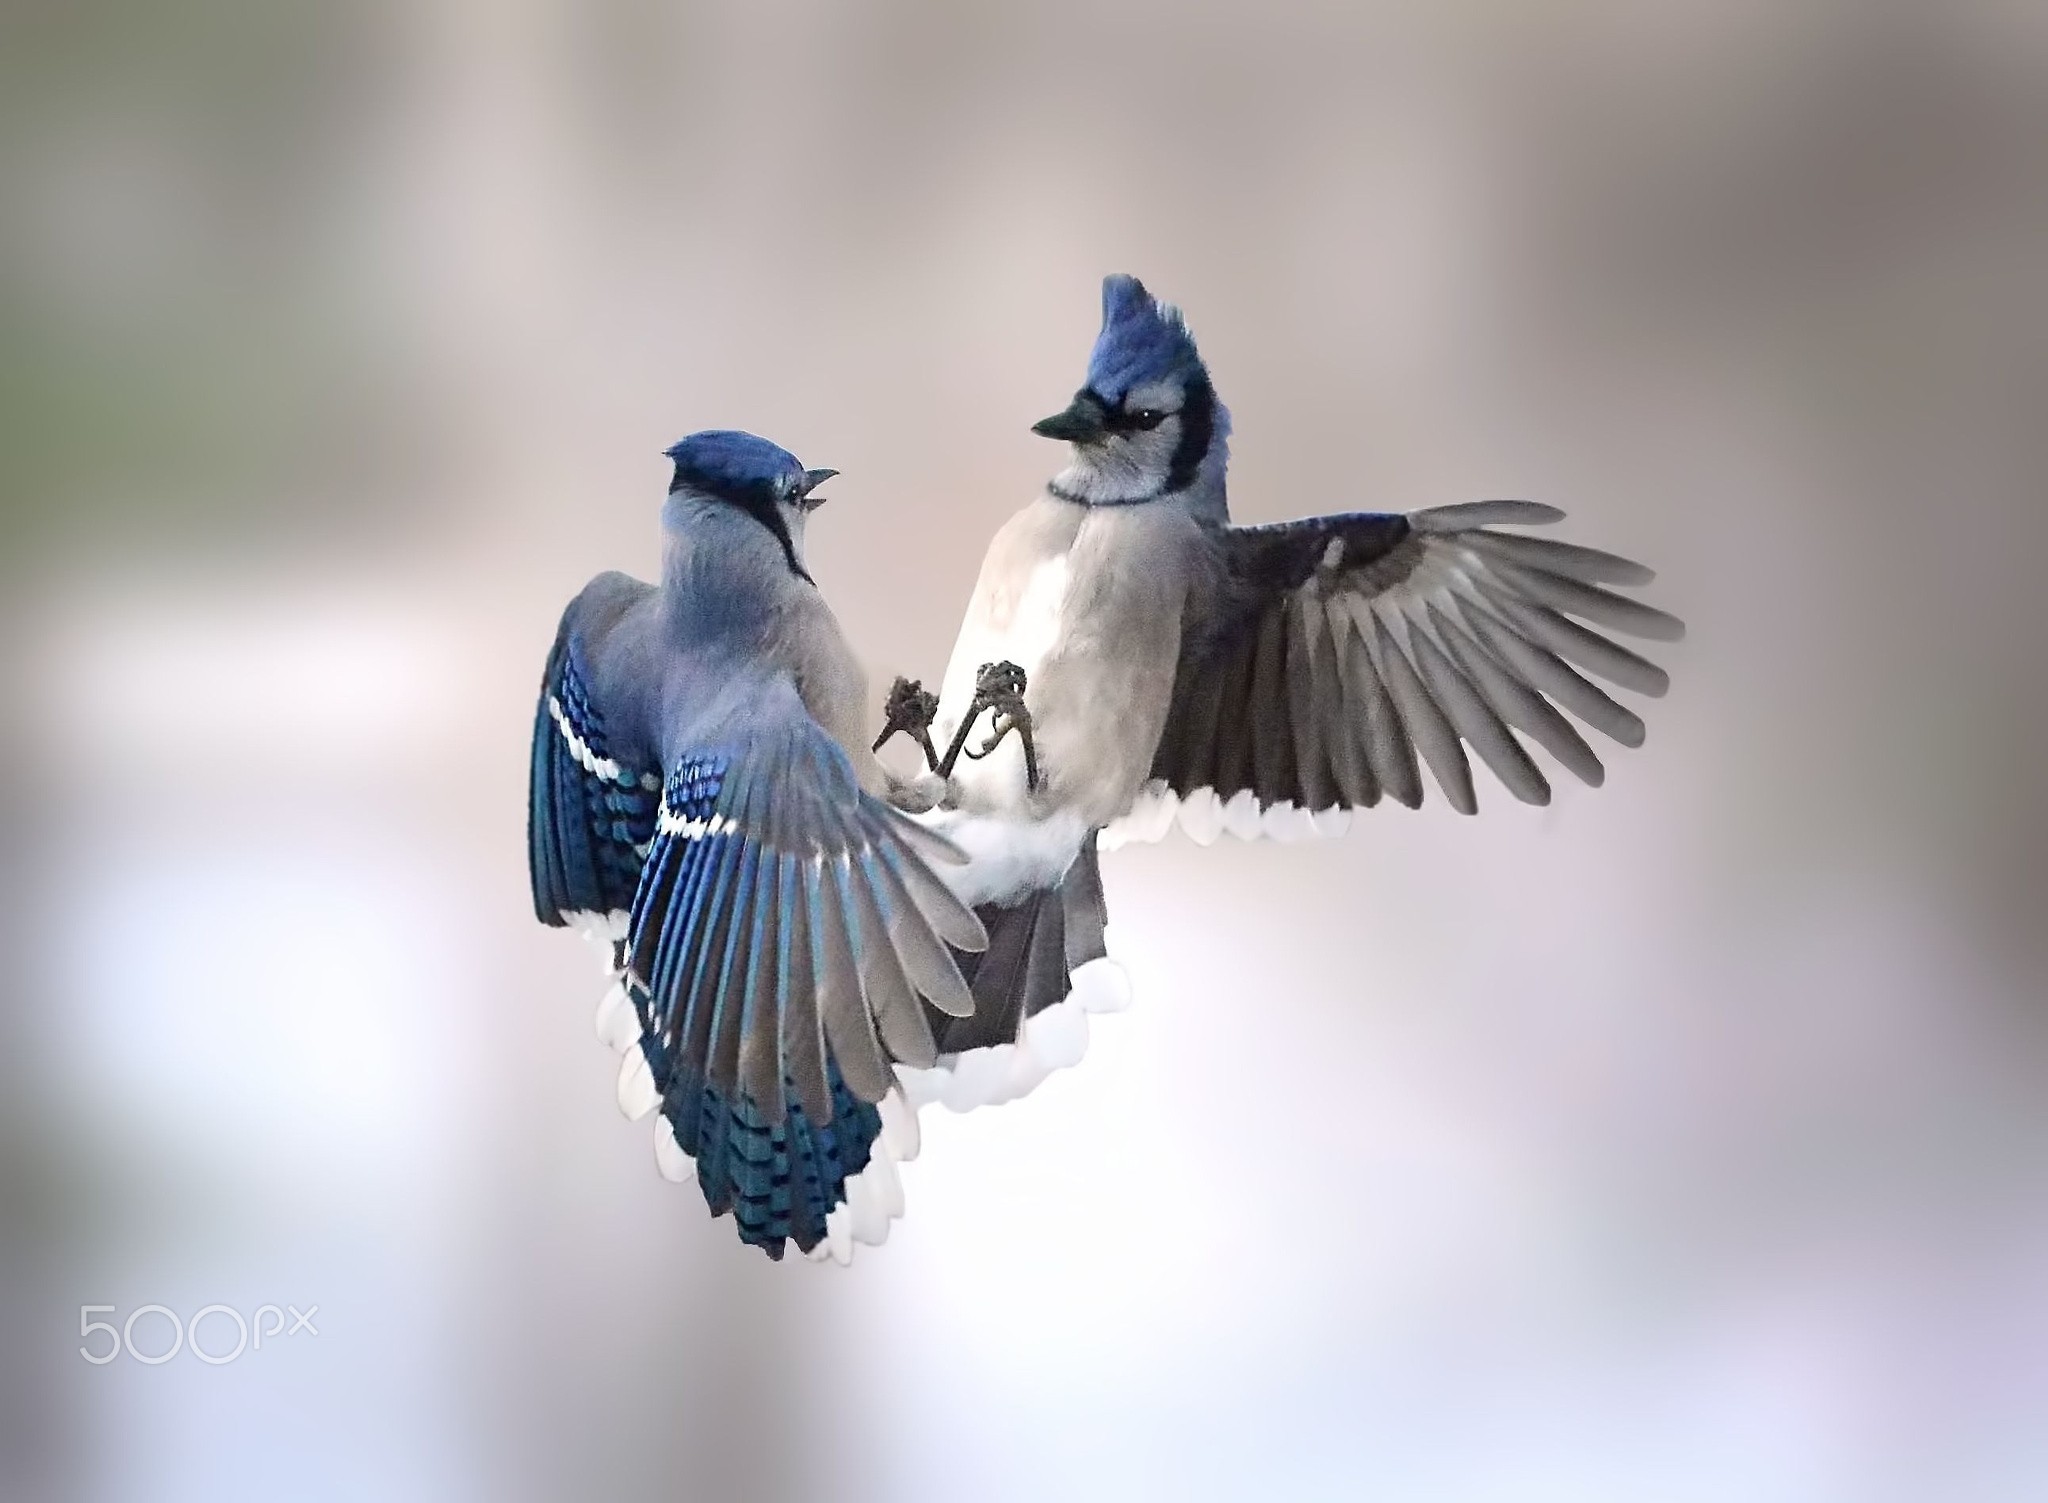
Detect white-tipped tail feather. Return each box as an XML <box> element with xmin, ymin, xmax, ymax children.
<box><xmin>1098</xmin><ymin>780</ymin><xmax>1352</xmax><ymax>850</ymax></box>
<box><xmin>896</xmin><ymin>954</ymin><xmax>1132</xmax><ymax>1113</ymax></box>
<box><xmin>806</xmin><ymin>1086</ymin><xmax>920</xmax><ymax>1266</ymax></box>
<box><xmin>574</xmin><ymin>880</ymin><xmax>1123</xmax><ymax>1264</ymax></box>
<box><xmin>594</xmin><ymin>979</ymin><xmax>641</xmax><ymax>1053</ymax></box>
<box><xmin>1096</xmin><ymin>781</ymin><xmax>1180</xmax><ymax>847</ymax></box>
<box><xmin>877</xmin><ymin>1084</ymin><xmax>921</xmax><ymax>1160</ymax></box>
<box><xmin>654</xmin><ymin>1114</ymin><xmax>691</xmax><ymax>1181</ymax></box>
<box><xmin>651</xmin><ymin>1097</ymin><xmax>907</xmax><ymax>1251</ymax></box>
<box><xmin>570</xmin><ymin>912</ymin><xmax>915</xmax><ymax>1265</ymax></box>
<box><xmin>616</xmin><ymin>1044</ymin><xmax>659</xmax><ymax>1120</ymax></box>
<box><xmin>566</xmin><ymin>908</ymin><xmax>632</xmax><ymax>955</ymax></box>
<box><xmin>641</xmin><ymin>1049</ymin><xmax>920</xmax><ymax>1265</ymax></box>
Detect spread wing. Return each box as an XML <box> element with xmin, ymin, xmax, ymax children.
<box><xmin>624</xmin><ymin>678</ymin><xmax>990</xmax><ymax>1130</ymax></box>
<box><xmin>1132</xmin><ymin>501</ymin><xmax>1682</xmax><ymax>839</ymax></box>
<box><xmin>529</xmin><ymin>596</ymin><xmax>662</xmax><ymax>925</ymax></box>
<box><xmin>532</xmin><ymin>584</ymin><xmax>987</xmax><ymax>1259</ymax></box>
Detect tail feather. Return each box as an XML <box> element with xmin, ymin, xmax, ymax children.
<box><xmin>577</xmin><ymin>924</ymin><xmax>891</xmax><ymax>1262</ymax></box>
<box><xmin>1059</xmin><ymin>840</ymin><xmax>1109</xmax><ymax>969</ymax></box>
<box><xmin>903</xmin><ymin>843</ymin><xmax>1123</xmax><ymax>1112</ymax></box>
<box><xmin>929</xmin><ymin>839</ymin><xmax>1108</xmax><ymax>1053</ymax></box>
<box><xmin>933</xmin><ymin>885</ymin><xmax>1061</xmax><ymax>1054</ymax></box>
<box><xmin>640</xmin><ymin>1011</ymin><xmax>879</xmax><ymax>1260</ymax></box>
<box><xmin>805</xmin><ymin>1086</ymin><xmax>920</xmax><ymax>1265</ymax></box>
<box><xmin>1018</xmin><ymin>889</ymin><xmax>1070</xmax><ymax>1034</ymax></box>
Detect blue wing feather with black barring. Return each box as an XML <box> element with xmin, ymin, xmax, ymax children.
<box><xmin>620</xmin><ymin>689</ymin><xmax>987</xmax><ymax>1257</ymax></box>
<box><xmin>1146</xmin><ymin>503</ymin><xmax>1682</xmax><ymax>825</ymax></box>
<box><xmin>528</xmin><ymin>612</ymin><xmax>660</xmax><ymax>924</ymax></box>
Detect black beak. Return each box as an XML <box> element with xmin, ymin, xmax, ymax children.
<box><xmin>1031</xmin><ymin>392</ymin><xmax>1108</xmax><ymax>444</ymax></box>
<box><xmin>798</xmin><ymin>467</ymin><xmax>838</xmax><ymax>507</ymax></box>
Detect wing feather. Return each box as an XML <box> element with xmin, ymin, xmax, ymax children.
<box><xmin>672</xmin><ymin>814</ymin><xmax>747</xmax><ymax>1066</ymax></box>
<box><xmin>703</xmin><ymin>840</ymin><xmax>763</xmax><ymax>1098</ymax></box>
<box><xmin>1467</xmin><ymin>574</ymin><xmax>1672</xmax><ymax>696</ymax></box>
<box><xmin>1176</xmin><ymin>667</ymin><xmax>1229</xmax><ymax>794</ymax></box>
<box><xmin>1211</xmin><ymin>633</ymin><xmax>1259</xmax><ymax>798</ymax></box>
<box><xmin>528</xmin><ymin>603</ymin><xmax>660</xmax><ymax>923</ymax></box>
<box><xmin>1485</xmin><ymin>558</ymin><xmax>1687</xmax><ymax>643</ymax></box>
<box><xmin>867</xmin><ymin>811</ymin><xmax>988</xmax><ymax>953</ymax></box>
<box><xmin>1407</xmin><ymin>607</ymin><xmax>1550</xmax><ymax>805</ymax></box>
<box><xmin>1369</xmin><ymin>610</ymin><xmax>1477</xmax><ymax>813</ymax></box>
<box><xmin>866</xmin><ymin>836</ymin><xmax>976</xmax><ymax>1018</ymax></box>
<box><xmin>1457</xmin><ymin>528</ymin><xmax>1656</xmax><ymax>587</ymax></box>
<box><xmin>1335</xmin><ymin>598</ymin><xmax>1422</xmax><ymax>809</ymax></box>
<box><xmin>1410</xmin><ymin>499</ymin><xmax>1566</xmax><ymax>530</ymax></box>
<box><xmin>736</xmin><ymin>849</ymin><xmax>786</xmax><ymax>1116</ymax></box>
<box><xmin>1433</xmin><ymin>602</ymin><xmax>1606</xmax><ymax>786</ymax></box>
<box><xmin>1248</xmin><ymin>607</ymin><xmax>1294</xmax><ymax>805</ymax></box>
<box><xmin>1284</xmin><ymin>595</ymin><xmax>1337</xmax><ymax>812</ymax></box>
<box><xmin>1140</xmin><ymin>502</ymin><xmax>1674</xmax><ymax>833</ymax></box>
<box><xmin>1452</xmin><ymin>594</ymin><xmax>1648</xmax><ymax>747</ymax></box>
<box><xmin>625</xmin><ymin>681</ymin><xmax>978</xmax><ymax>1131</ymax></box>
<box><xmin>844</xmin><ymin>859</ymin><xmax>938</xmax><ymax>1068</ymax></box>
<box><xmin>1311</xmin><ymin>593</ymin><xmax>1376</xmax><ymax>808</ymax></box>
<box><xmin>779</xmin><ymin>856</ymin><xmax>833</xmax><ymax>1123</ymax></box>
<box><xmin>813</xmin><ymin>856</ymin><xmax>893</xmax><ymax>1102</ymax></box>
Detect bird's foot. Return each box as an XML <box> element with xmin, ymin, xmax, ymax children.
<box><xmin>937</xmin><ymin>660</ymin><xmax>1040</xmax><ymax>793</ymax></box>
<box><xmin>872</xmin><ymin>676</ymin><xmax>941</xmax><ymax>771</ymax></box>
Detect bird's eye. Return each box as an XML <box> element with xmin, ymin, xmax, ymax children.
<box><xmin>1126</xmin><ymin>408</ymin><xmax>1167</xmax><ymax>430</ymax></box>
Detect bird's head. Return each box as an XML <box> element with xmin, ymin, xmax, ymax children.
<box><xmin>1034</xmin><ymin>274</ymin><xmax>1230</xmax><ymax>509</ymax></box>
<box><xmin>664</xmin><ymin>430</ymin><xmax>837</xmax><ymax>581</ymax></box>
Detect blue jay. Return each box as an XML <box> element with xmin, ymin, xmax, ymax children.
<box><xmin>529</xmin><ymin>431</ymin><xmax>988</xmax><ymax>1262</ymax></box>
<box><xmin>881</xmin><ymin>274</ymin><xmax>1683</xmax><ymax>1111</ymax></box>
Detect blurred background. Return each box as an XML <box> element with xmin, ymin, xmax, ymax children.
<box><xmin>4</xmin><ymin>1</ymin><xmax>2047</xmax><ymax>1498</ymax></box>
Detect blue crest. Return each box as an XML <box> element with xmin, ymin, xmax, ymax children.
<box><xmin>1084</xmin><ymin>274</ymin><xmax>1204</xmax><ymax>402</ymax></box>
<box><xmin>665</xmin><ymin>430</ymin><xmax>805</xmax><ymax>495</ymax></box>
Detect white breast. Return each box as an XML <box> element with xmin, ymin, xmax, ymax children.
<box><xmin>935</xmin><ymin>541</ymin><xmax>1075</xmax><ymax>817</ymax></box>
<box><xmin>999</xmin><ymin>552</ymin><xmax>1072</xmax><ymax>681</ymax></box>
<box><xmin>918</xmin><ymin>519</ymin><xmax>1088</xmax><ymax>903</ymax></box>
<box><xmin>946</xmin><ymin>549</ymin><xmax>1071</xmax><ymax>692</ymax></box>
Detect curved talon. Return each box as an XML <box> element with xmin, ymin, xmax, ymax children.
<box><xmin>963</xmin><ymin>710</ymin><xmax>1026</xmax><ymax>760</ymax></box>
<box><xmin>940</xmin><ymin>661</ymin><xmax>1039</xmax><ymax>792</ymax></box>
<box><xmin>873</xmin><ymin>676</ymin><xmax>942</xmax><ymax>771</ymax></box>
<box><xmin>935</xmin><ymin>707</ymin><xmax>981</xmax><ymax>783</ymax></box>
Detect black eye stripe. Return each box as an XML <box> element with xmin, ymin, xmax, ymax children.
<box><xmin>670</xmin><ymin>467</ymin><xmax>814</xmax><ymax>583</ymax></box>
<box><xmin>1106</xmin><ymin>404</ymin><xmax>1172</xmax><ymax>433</ymax></box>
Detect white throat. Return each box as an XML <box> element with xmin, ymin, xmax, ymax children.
<box><xmin>1049</xmin><ymin>435</ymin><xmax>1175</xmax><ymax>505</ymax></box>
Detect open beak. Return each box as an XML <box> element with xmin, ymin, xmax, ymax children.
<box><xmin>1031</xmin><ymin>391</ymin><xmax>1107</xmax><ymax>445</ymax></box>
<box><xmin>797</xmin><ymin>467</ymin><xmax>838</xmax><ymax>508</ymax></box>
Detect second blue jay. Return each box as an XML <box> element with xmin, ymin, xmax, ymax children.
<box><xmin>882</xmin><ymin>274</ymin><xmax>1684</xmax><ymax>1110</ymax></box>
<box><xmin>530</xmin><ymin>431</ymin><xmax>987</xmax><ymax>1261</ymax></box>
